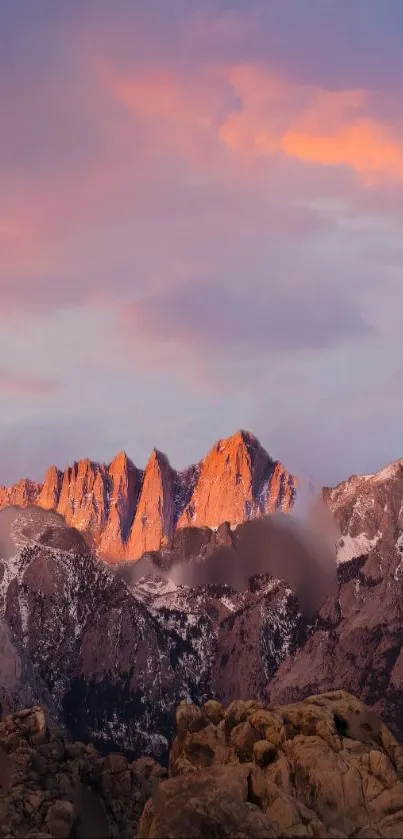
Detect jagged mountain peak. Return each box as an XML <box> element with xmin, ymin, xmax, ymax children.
<box><xmin>216</xmin><ymin>428</ymin><xmax>258</xmax><ymax>446</ymax></box>
<box><xmin>109</xmin><ymin>449</ymin><xmax>133</xmax><ymax>469</ymax></box>
<box><xmin>0</xmin><ymin>430</ymin><xmax>296</xmax><ymax>562</ymax></box>
<box><xmin>147</xmin><ymin>447</ymin><xmax>172</xmax><ymax>468</ymax></box>
<box><xmin>322</xmin><ymin>455</ymin><xmax>403</xmax><ymax>566</ymax></box>
<box><xmin>325</xmin><ymin>456</ymin><xmax>403</xmax><ymax>495</ymax></box>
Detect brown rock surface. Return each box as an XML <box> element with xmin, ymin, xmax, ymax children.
<box><xmin>137</xmin><ymin>765</ymin><xmax>277</xmax><ymax>838</ymax></box>
<box><xmin>0</xmin><ymin>431</ymin><xmax>296</xmax><ymax>562</ymax></box>
<box><xmin>140</xmin><ymin>691</ymin><xmax>403</xmax><ymax>839</ymax></box>
<box><xmin>0</xmin><ymin>705</ymin><xmax>166</xmax><ymax>838</ymax></box>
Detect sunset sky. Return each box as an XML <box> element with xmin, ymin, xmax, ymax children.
<box><xmin>1</xmin><ymin>0</ymin><xmax>403</xmax><ymax>486</ymax></box>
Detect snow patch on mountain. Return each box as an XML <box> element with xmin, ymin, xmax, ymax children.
<box><xmin>260</xmin><ymin>589</ymin><xmax>299</xmax><ymax>681</ymax></box>
<box><xmin>336</xmin><ymin>533</ymin><xmax>380</xmax><ymax>564</ymax></box>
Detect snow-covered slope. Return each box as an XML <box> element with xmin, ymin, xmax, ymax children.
<box><xmin>324</xmin><ymin>459</ymin><xmax>403</xmax><ymax>564</ymax></box>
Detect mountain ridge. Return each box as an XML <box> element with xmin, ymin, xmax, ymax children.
<box><xmin>0</xmin><ymin>430</ymin><xmax>296</xmax><ymax>562</ymax></box>
<box><xmin>2</xmin><ymin>448</ymin><xmax>403</xmax><ymax>764</ymax></box>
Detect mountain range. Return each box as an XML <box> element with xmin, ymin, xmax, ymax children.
<box><xmin>0</xmin><ymin>430</ymin><xmax>295</xmax><ymax>562</ymax></box>
<box><xmin>1</xmin><ymin>429</ymin><xmax>403</xmax><ymax>771</ymax></box>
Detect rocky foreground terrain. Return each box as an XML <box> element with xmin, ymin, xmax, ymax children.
<box><xmin>3</xmin><ymin>690</ymin><xmax>403</xmax><ymax>838</ymax></box>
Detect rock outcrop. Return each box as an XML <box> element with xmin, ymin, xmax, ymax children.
<box><xmin>0</xmin><ymin>431</ymin><xmax>296</xmax><ymax>562</ymax></box>
<box><xmin>98</xmin><ymin>452</ymin><xmax>142</xmax><ymax>562</ymax></box>
<box><xmin>139</xmin><ymin>691</ymin><xmax>403</xmax><ymax>839</ymax></box>
<box><xmin>4</xmin><ymin>692</ymin><xmax>403</xmax><ymax>838</ymax></box>
<box><xmin>323</xmin><ymin>458</ymin><xmax>403</xmax><ymax>565</ymax></box>
<box><xmin>0</xmin><ymin>479</ymin><xmax>42</xmax><ymax>510</ymax></box>
<box><xmin>126</xmin><ymin>449</ymin><xmax>176</xmax><ymax>559</ymax></box>
<box><xmin>0</xmin><ymin>704</ymin><xmax>166</xmax><ymax>838</ymax></box>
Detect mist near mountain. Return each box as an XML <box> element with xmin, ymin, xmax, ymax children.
<box><xmin>0</xmin><ymin>506</ymin><xmax>20</xmax><ymax>561</ymax></box>
<box><xmin>119</xmin><ymin>499</ymin><xmax>339</xmax><ymax>618</ymax></box>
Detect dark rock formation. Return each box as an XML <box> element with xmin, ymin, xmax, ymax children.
<box><xmin>0</xmin><ymin>704</ymin><xmax>166</xmax><ymax>838</ymax></box>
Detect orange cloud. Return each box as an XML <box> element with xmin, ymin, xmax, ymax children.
<box><xmin>108</xmin><ymin>61</ymin><xmax>403</xmax><ymax>186</ymax></box>
<box><xmin>218</xmin><ymin>66</ymin><xmax>403</xmax><ymax>183</ymax></box>
<box><xmin>284</xmin><ymin>120</ymin><xmax>403</xmax><ymax>183</ymax></box>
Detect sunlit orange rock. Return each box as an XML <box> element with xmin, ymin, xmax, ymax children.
<box><xmin>0</xmin><ymin>431</ymin><xmax>296</xmax><ymax>562</ymax></box>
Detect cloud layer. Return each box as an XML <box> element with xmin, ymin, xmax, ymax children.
<box><xmin>0</xmin><ymin>1</ymin><xmax>402</xmax><ymax>484</ymax></box>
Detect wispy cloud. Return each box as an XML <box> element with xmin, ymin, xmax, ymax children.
<box><xmin>118</xmin><ymin>276</ymin><xmax>376</xmax><ymax>387</ymax></box>
<box><xmin>0</xmin><ymin>1</ymin><xmax>402</xmax><ymax>483</ymax></box>
<box><xmin>0</xmin><ymin>368</ymin><xmax>58</xmax><ymax>397</ymax></box>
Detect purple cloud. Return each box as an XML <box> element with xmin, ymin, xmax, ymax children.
<box><xmin>119</xmin><ymin>277</ymin><xmax>376</xmax><ymax>386</ymax></box>
<box><xmin>0</xmin><ymin>1</ymin><xmax>402</xmax><ymax>487</ymax></box>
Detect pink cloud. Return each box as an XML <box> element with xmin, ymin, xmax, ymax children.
<box><xmin>0</xmin><ymin>367</ymin><xmax>58</xmax><ymax>397</ymax></box>
<box><xmin>117</xmin><ymin>276</ymin><xmax>376</xmax><ymax>388</ymax></box>
<box><xmin>2</xmin><ymin>40</ymin><xmax>403</xmax><ymax>321</ymax></box>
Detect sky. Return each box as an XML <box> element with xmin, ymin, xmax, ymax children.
<box><xmin>1</xmin><ymin>0</ymin><xmax>403</xmax><ymax>487</ymax></box>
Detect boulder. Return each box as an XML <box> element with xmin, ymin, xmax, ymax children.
<box><xmin>0</xmin><ymin>706</ymin><xmax>164</xmax><ymax>838</ymax></box>
<box><xmin>138</xmin><ymin>690</ymin><xmax>403</xmax><ymax>839</ymax></box>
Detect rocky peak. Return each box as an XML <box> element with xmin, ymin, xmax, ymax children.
<box><xmin>56</xmin><ymin>459</ymin><xmax>109</xmax><ymax>544</ymax></box>
<box><xmin>177</xmin><ymin>431</ymin><xmax>295</xmax><ymax>529</ymax></box>
<box><xmin>323</xmin><ymin>457</ymin><xmax>403</xmax><ymax>564</ymax></box>
<box><xmin>110</xmin><ymin>450</ymin><xmax>131</xmax><ymax>470</ymax></box>
<box><xmin>126</xmin><ymin>448</ymin><xmax>176</xmax><ymax>557</ymax></box>
<box><xmin>38</xmin><ymin>465</ymin><xmax>63</xmax><ymax>510</ymax></box>
<box><xmin>98</xmin><ymin>452</ymin><xmax>142</xmax><ymax>562</ymax></box>
<box><xmin>0</xmin><ymin>478</ymin><xmax>41</xmax><ymax>509</ymax></box>
<box><xmin>0</xmin><ymin>430</ymin><xmax>296</xmax><ymax>562</ymax></box>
